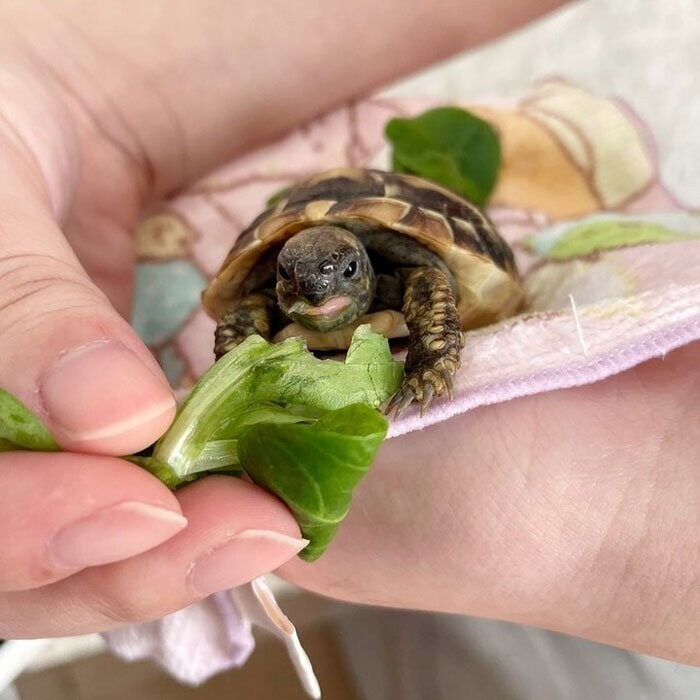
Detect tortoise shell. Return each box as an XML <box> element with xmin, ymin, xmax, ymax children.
<box><xmin>202</xmin><ymin>168</ymin><xmax>522</xmax><ymax>338</ymax></box>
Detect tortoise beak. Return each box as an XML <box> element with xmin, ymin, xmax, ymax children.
<box><xmin>288</xmin><ymin>300</ymin><xmax>309</xmax><ymax>316</ymax></box>
<box><xmin>289</xmin><ymin>297</ymin><xmax>351</xmax><ymax>318</ymax></box>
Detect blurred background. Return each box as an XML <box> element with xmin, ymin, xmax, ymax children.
<box><xmin>7</xmin><ymin>0</ymin><xmax>700</xmax><ymax>698</ymax></box>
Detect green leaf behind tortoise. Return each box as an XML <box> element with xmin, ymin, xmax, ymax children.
<box><xmin>385</xmin><ymin>106</ymin><xmax>501</xmax><ymax>205</ymax></box>
<box><xmin>544</xmin><ymin>219</ymin><xmax>700</xmax><ymax>260</ymax></box>
<box><xmin>266</xmin><ymin>185</ymin><xmax>293</xmax><ymax>207</ymax></box>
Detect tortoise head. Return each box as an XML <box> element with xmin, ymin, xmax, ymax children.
<box><xmin>275</xmin><ymin>226</ymin><xmax>375</xmax><ymax>332</ymax></box>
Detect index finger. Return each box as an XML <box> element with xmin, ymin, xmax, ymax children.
<box><xmin>0</xmin><ymin>452</ymin><xmax>186</xmax><ymax>593</ymax></box>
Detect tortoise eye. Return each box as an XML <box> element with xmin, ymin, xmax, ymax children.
<box><xmin>277</xmin><ymin>262</ymin><xmax>292</xmax><ymax>281</ymax></box>
<box><xmin>343</xmin><ymin>260</ymin><xmax>358</xmax><ymax>278</ymax></box>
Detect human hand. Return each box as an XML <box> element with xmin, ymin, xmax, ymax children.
<box><xmin>0</xmin><ymin>78</ymin><xmax>306</xmax><ymax>634</ymax></box>
<box><xmin>0</xmin><ymin>3</ymin><xmax>316</xmax><ymax>638</ymax></box>
<box><xmin>0</xmin><ymin>0</ymin><xmax>567</xmax><ymax>638</ymax></box>
<box><xmin>283</xmin><ymin>342</ymin><xmax>700</xmax><ymax>666</ymax></box>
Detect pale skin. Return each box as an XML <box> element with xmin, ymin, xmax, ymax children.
<box><xmin>0</xmin><ymin>0</ymin><xmax>697</xmax><ymax>669</ymax></box>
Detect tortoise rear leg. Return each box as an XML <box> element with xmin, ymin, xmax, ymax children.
<box><xmin>214</xmin><ymin>292</ymin><xmax>276</xmax><ymax>360</ymax></box>
<box><xmin>387</xmin><ymin>266</ymin><xmax>464</xmax><ymax>417</ymax></box>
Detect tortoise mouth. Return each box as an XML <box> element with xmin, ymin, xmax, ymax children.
<box><xmin>303</xmin><ymin>296</ymin><xmax>352</xmax><ymax>317</ymax></box>
<box><xmin>287</xmin><ymin>296</ymin><xmax>356</xmax><ymax>331</ymax></box>
<box><xmin>289</xmin><ymin>296</ymin><xmax>351</xmax><ymax>318</ymax></box>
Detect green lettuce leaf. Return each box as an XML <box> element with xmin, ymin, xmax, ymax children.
<box><xmin>0</xmin><ymin>326</ymin><xmax>401</xmax><ymax>560</ymax></box>
<box><xmin>149</xmin><ymin>325</ymin><xmax>402</xmax><ymax>558</ymax></box>
<box><xmin>385</xmin><ymin>106</ymin><xmax>501</xmax><ymax>205</ymax></box>
<box><xmin>0</xmin><ymin>388</ymin><xmax>58</xmax><ymax>452</ymax></box>
<box><xmin>153</xmin><ymin>325</ymin><xmax>402</xmax><ymax>477</ymax></box>
<box><xmin>541</xmin><ymin>219</ymin><xmax>700</xmax><ymax>260</ymax></box>
<box><xmin>124</xmin><ymin>455</ymin><xmax>188</xmax><ymax>490</ymax></box>
<box><xmin>238</xmin><ymin>404</ymin><xmax>387</xmax><ymax>561</ymax></box>
<box><xmin>266</xmin><ymin>185</ymin><xmax>292</xmax><ymax>206</ymax></box>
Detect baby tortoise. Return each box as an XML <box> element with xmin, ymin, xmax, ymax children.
<box><xmin>202</xmin><ymin>168</ymin><xmax>522</xmax><ymax>415</ymax></box>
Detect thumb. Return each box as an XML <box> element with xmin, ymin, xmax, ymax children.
<box><xmin>0</xmin><ymin>153</ymin><xmax>176</xmax><ymax>456</ymax></box>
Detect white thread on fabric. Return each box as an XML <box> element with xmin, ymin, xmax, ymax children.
<box><xmin>568</xmin><ymin>294</ymin><xmax>589</xmax><ymax>357</ymax></box>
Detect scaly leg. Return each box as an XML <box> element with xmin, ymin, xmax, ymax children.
<box><xmin>387</xmin><ymin>266</ymin><xmax>464</xmax><ymax>416</ymax></box>
<box><xmin>214</xmin><ymin>292</ymin><xmax>275</xmax><ymax>359</ymax></box>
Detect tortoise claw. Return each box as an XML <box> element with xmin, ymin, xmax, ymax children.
<box><xmin>441</xmin><ymin>369</ymin><xmax>454</xmax><ymax>400</ymax></box>
<box><xmin>395</xmin><ymin>389</ymin><xmax>417</xmax><ymax>418</ymax></box>
<box><xmin>385</xmin><ymin>387</ymin><xmax>416</xmax><ymax>419</ymax></box>
<box><xmin>387</xmin><ymin>365</ymin><xmax>457</xmax><ymax>419</ymax></box>
<box><xmin>420</xmin><ymin>383</ymin><xmax>434</xmax><ymax>417</ymax></box>
<box><xmin>384</xmin><ymin>391</ymin><xmax>402</xmax><ymax>416</ymax></box>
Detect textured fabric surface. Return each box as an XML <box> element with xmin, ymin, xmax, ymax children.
<box><xmin>103</xmin><ymin>593</ymin><xmax>253</xmax><ymax>685</ymax></box>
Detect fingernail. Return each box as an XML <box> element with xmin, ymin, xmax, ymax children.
<box><xmin>47</xmin><ymin>501</ymin><xmax>188</xmax><ymax>569</ymax></box>
<box><xmin>190</xmin><ymin>530</ymin><xmax>308</xmax><ymax>596</ymax></box>
<box><xmin>40</xmin><ymin>340</ymin><xmax>176</xmax><ymax>453</ymax></box>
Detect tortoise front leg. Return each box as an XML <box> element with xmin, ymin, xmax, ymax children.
<box><xmin>214</xmin><ymin>292</ymin><xmax>276</xmax><ymax>359</ymax></box>
<box><xmin>387</xmin><ymin>266</ymin><xmax>464</xmax><ymax>416</ymax></box>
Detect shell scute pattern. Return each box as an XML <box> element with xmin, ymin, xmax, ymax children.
<box><xmin>285</xmin><ymin>173</ymin><xmax>385</xmax><ymax>206</ymax></box>
<box><xmin>203</xmin><ymin>168</ymin><xmax>522</xmax><ymax>331</ymax></box>
<box><xmin>328</xmin><ymin>196</ymin><xmax>412</xmax><ymax>226</ymax></box>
